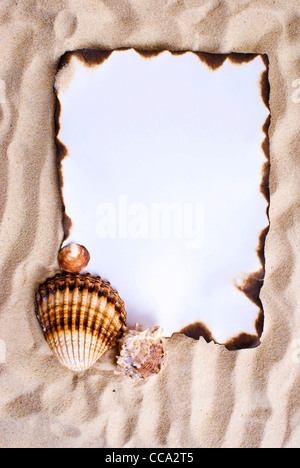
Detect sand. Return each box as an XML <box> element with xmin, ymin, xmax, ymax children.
<box><xmin>0</xmin><ymin>0</ymin><xmax>300</xmax><ymax>448</ymax></box>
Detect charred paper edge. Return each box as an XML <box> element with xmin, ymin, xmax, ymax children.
<box><xmin>53</xmin><ymin>49</ymin><xmax>270</xmax><ymax>351</ymax></box>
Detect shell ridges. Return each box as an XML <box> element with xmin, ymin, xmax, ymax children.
<box><xmin>35</xmin><ymin>273</ymin><xmax>126</xmax><ymax>372</ymax></box>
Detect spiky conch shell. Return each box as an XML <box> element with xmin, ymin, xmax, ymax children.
<box><xmin>115</xmin><ymin>324</ymin><xmax>166</xmax><ymax>380</ymax></box>
<box><xmin>35</xmin><ymin>273</ymin><xmax>127</xmax><ymax>372</ymax></box>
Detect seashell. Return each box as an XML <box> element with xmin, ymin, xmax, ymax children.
<box><xmin>115</xmin><ymin>323</ymin><xmax>166</xmax><ymax>380</ymax></box>
<box><xmin>35</xmin><ymin>273</ymin><xmax>126</xmax><ymax>372</ymax></box>
<box><xmin>58</xmin><ymin>243</ymin><xmax>90</xmax><ymax>273</ymax></box>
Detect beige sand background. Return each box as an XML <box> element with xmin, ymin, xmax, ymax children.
<box><xmin>0</xmin><ymin>0</ymin><xmax>300</xmax><ymax>448</ymax></box>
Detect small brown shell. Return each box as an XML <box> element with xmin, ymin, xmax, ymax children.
<box><xmin>115</xmin><ymin>324</ymin><xmax>166</xmax><ymax>380</ymax></box>
<box><xmin>58</xmin><ymin>243</ymin><xmax>90</xmax><ymax>273</ymax></box>
<box><xmin>35</xmin><ymin>273</ymin><xmax>126</xmax><ymax>371</ymax></box>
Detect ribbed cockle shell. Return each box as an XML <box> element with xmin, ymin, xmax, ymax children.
<box><xmin>35</xmin><ymin>273</ymin><xmax>126</xmax><ymax>372</ymax></box>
